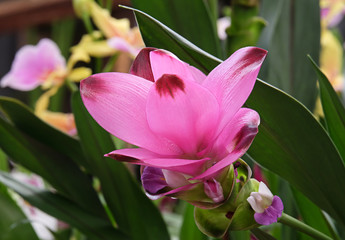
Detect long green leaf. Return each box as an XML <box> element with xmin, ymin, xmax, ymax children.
<box><xmin>245</xmin><ymin>81</ymin><xmax>345</xmax><ymax>226</ymax></box>
<box><xmin>292</xmin><ymin>188</ymin><xmax>334</xmax><ymax>240</ymax></box>
<box><xmin>0</xmin><ymin>190</ymin><xmax>39</xmax><ymax>240</ymax></box>
<box><xmin>71</xmin><ymin>91</ymin><xmax>170</xmax><ymax>240</ymax></box>
<box><xmin>179</xmin><ymin>203</ymin><xmax>207</xmax><ymax>240</ymax></box>
<box><xmin>258</xmin><ymin>0</ymin><xmax>320</xmax><ymax>110</ymax></box>
<box><xmin>131</xmin><ymin>0</ymin><xmax>221</xmax><ymax>57</ymax></box>
<box><xmin>0</xmin><ymin>172</ymin><xmax>128</xmax><ymax>240</ymax></box>
<box><xmin>309</xmin><ymin>57</ymin><xmax>345</xmax><ymax>164</ymax></box>
<box><xmin>0</xmin><ymin>116</ymin><xmax>105</xmax><ymax>218</ymax></box>
<box><xmin>130</xmin><ymin>7</ymin><xmax>345</xmax><ymax>226</ymax></box>
<box><xmin>0</xmin><ymin>97</ymin><xmax>86</xmax><ymax>167</ymax></box>
<box><xmin>124</xmin><ymin>6</ymin><xmax>221</xmax><ymax>74</ymax></box>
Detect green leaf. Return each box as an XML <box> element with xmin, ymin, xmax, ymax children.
<box><xmin>258</xmin><ymin>0</ymin><xmax>320</xmax><ymax>109</ymax></box>
<box><xmin>245</xmin><ymin>80</ymin><xmax>345</xmax><ymax>226</ymax></box>
<box><xmin>292</xmin><ymin>188</ymin><xmax>334</xmax><ymax>240</ymax></box>
<box><xmin>309</xmin><ymin>56</ymin><xmax>345</xmax><ymax>164</ymax></box>
<box><xmin>0</xmin><ymin>97</ymin><xmax>86</xmax><ymax>167</ymax></box>
<box><xmin>0</xmin><ymin>190</ymin><xmax>39</xmax><ymax>240</ymax></box>
<box><xmin>0</xmin><ymin>171</ymin><xmax>129</xmax><ymax>240</ymax></box>
<box><xmin>125</xmin><ymin>6</ymin><xmax>221</xmax><ymax>74</ymax></box>
<box><xmin>71</xmin><ymin>91</ymin><xmax>170</xmax><ymax>240</ymax></box>
<box><xmin>0</xmin><ymin>116</ymin><xmax>105</xmax><ymax>218</ymax></box>
<box><xmin>179</xmin><ymin>203</ymin><xmax>207</xmax><ymax>240</ymax></box>
<box><xmin>131</xmin><ymin>0</ymin><xmax>221</xmax><ymax>57</ymax></box>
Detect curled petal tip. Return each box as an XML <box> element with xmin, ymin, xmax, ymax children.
<box><xmin>80</xmin><ymin>75</ymin><xmax>98</xmax><ymax>99</ymax></box>
<box><xmin>129</xmin><ymin>47</ymin><xmax>156</xmax><ymax>81</ymax></box>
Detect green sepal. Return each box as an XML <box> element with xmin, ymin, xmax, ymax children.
<box><xmin>173</xmin><ymin>164</ymin><xmax>235</xmax><ymax>209</ymax></box>
<box><xmin>194</xmin><ymin>160</ymin><xmax>258</xmax><ymax>237</ymax></box>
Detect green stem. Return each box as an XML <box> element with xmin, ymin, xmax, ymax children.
<box><xmin>102</xmin><ymin>53</ymin><xmax>119</xmax><ymax>72</ymax></box>
<box><xmin>279</xmin><ymin>213</ymin><xmax>333</xmax><ymax>240</ymax></box>
<box><xmin>81</xmin><ymin>12</ymin><xmax>94</xmax><ymax>35</ymax></box>
<box><xmin>65</xmin><ymin>79</ymin><xmax>78</xmax><ymax>93</ymax></box>
<box><xmin>106</xmin><ymin>0</ymin><xmax>112</xmax><ymax>12</ymax></box>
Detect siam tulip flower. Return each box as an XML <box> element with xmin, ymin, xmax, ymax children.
<box><xmin>1</xmin><ymin>39</ymin><xmax>67</xmax><ymax>91</ymax></box>
<box><xmin>247</xmin><ymin>181</ymin><xmax>283</xmax><ymax>225</ymax></box>
<box><xmin>80</xmin><ymin>47</ymin><xmax>267</xmax><ymax>207</ymax></box>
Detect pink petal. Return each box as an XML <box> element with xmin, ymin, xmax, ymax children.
<box><xmin>192</xmin><ymin>108</ymin><xmax>260</xmax><ymax>180</ymax></box>
<box><xmin>202</xmin><ymin>47</ymin><xmax>267</xmax><ymax>133</ymax></box>
<box><xmin>189</xmin><ymin>65</ymin><xmax>207</xmax><ymax>84</ymax></box>
<box><xmin>1</xmin><ymin>46</ymin><xmax>41</xmax><ymax>90</ymax></box>
<box><xmin>80</xmin><ymin>73</ymin><xmax>182</xmax><ymax>155</ymax></box>
<box><xmin>129</xmin><ymin>47</ymin><xmax>156</xmax><ymax>81</ymax></box>
<box><xmin>106</xmin><ymin>148</ymin><xmax>209</xmax><ymax>176</ymax></box>
<box><xmin>36</xmin><ymin>39</ymin><xmax>66</xmax><ymax>71</ymax></box>
<box><xmin>146</xmin><ymin>74</ymin><xmax>220</xmax><ymax>155</ymax></box>
<box><xmin>150</xmin><ymin>50</ymin><xmax>206</xmax><ymax>83</ymax></box>
<box><xmin>212</xmin><ymin>108</ymin><xmax>260</xmax><ymax>159</ymax></box>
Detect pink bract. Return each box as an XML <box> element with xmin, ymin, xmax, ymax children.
<box><xmin>1</xmin><ymin>38</ymin><xmax>66</xmax><ymax>91</ymax></box>
<box><xmin>80</xmin><ymin>47</ymin><xmax>266</xmax><ymax>206</ymax></box>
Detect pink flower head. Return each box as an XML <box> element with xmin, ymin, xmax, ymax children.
<box><xmin>80</xmin><ymin>47</ymin><xmax>267</xmax><ymax>206</ymax></box>
<box><xmin>1</xmin><ymin>38</ymin><xmax>66</xmax><ymax>91</ymax></box>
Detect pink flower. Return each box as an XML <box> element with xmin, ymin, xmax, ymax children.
<box><xmin>80</xmin><ymin>47</ymin><xmax>266</xmax><ymax>206</ymax></box>
<box><xmin>1</xmin><ymin>38</ymin><xmax>66</xmax><ymax>91</ymax></box>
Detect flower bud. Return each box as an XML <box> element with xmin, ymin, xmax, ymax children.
<box><xmin>194</xmin><ymin>159</ymin><xmax>257</xmax><ymax>238</ymax></box>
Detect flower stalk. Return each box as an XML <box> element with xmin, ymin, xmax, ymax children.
<box><xmin>279</xmin><ymin>213</ymin><xmax>333</xmax><ymax>240</ymax></box>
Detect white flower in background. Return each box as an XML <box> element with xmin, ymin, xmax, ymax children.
<box><xmin>11</xmin><ymin>171</ymin><xmax>58</xmax><ymax>240</ymax></box>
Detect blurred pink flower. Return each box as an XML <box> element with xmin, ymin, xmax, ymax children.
<box><xmin>1</xmin><ymin>38</ymin><xmax>66</xmax><ymax>91</ymax></box>
<box><xmin>80</xmin><ymin>47</ymin><xmax>266</xmax><ymax>206</ymax></box>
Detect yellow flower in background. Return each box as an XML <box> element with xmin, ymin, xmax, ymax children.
<box><xmin>319</xmin><ymin>0</ymin><xmax>345</xmax><ymax>91</ymax></box>
<box><xmin>320</xmin><ymin>29</ymin><xmax>344</xmax><ymax>91</ymax></box>
<box><xmin>67</xmin><ymin>31</ymin><xmax>116</xmax><ymax>71</ymax></box>
<box><xmin>34</xmin><ymin>87</ymin><xmax>77</xmax><ymax>135</ymax></box>
<box><xmin>39</xmin><ymin>111</ymin><xmax>77</xmax><ymax>136</ymax></box>
<box><xmin>320</xmin><ymin>0</ymin><xmax>345</xmax><ymax>28</ymax></box>
<box><xmin>88</xmin><ymin>2</ymin><xmax>144</xmax><ymax>57</ymax></box>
